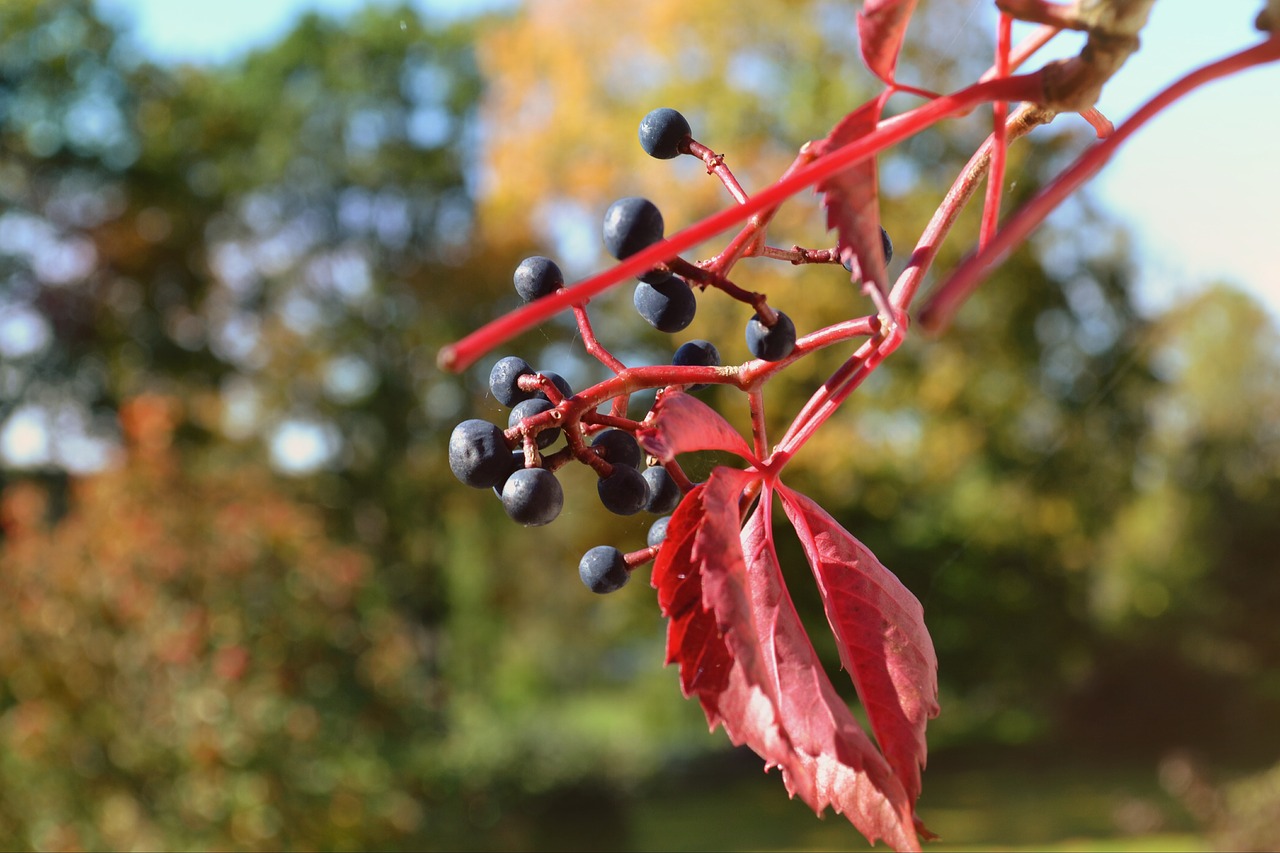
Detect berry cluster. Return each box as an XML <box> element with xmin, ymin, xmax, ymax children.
<box><xmin>447</xmin><ymin>108</ymin><xmax>892</xmax><ymax>594</ymax></box>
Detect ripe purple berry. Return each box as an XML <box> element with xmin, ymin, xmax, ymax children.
<box><xmin>579</xmin><ymin>545</ymin><xmax>630</xmax><ymax>594</ymax></box>
<box><xmin>449</xmin><ymin>419</ymin><xmax>511</xmax><ymax>488</ymax></box>
<box><xmin>501</xmin><ymin>467</ymin><xmax>563</xmax><ymax>527</ymax></box>
<box><xmin>513</xmin><ymin>256</ymin><xmax>564</xmax><ymax>302</ymax></box>
<box><xmin>745</xmin><ymin>311</ymin><xmax>796</xmax><ymax>362</ymax></box>
<box><xmin>642</xmin><ymin>466</ymin><xmax>681</xmax><ymax>514</ymax></box>
<box><xmin>634</xmin><ymin>275</ymin><xmax>696</xmax><ymax>333</ymax></box>
<box><xmin>597</xmin><ymin>464</ymin><xmax>649</xmax><ymax>516</ymax></box>
<box><xmin>638</xmin><ymin>108</ymin><xmax>691</xmax><ymax>160</ymax></box>
<box><xmin>591</xmin><ymin>429</ymin><xmax>642</xmax><ymax>469</ymax></box>
<box><xmin>603</xmin><ymin>197</ymin><xmax>664</xmax><ymax>260</ymax></box>
<box><xmin>672</xmin><ymin>339</ymin><xmax>720</xmax><ymax>392</ymax></box>
<box><xmin>489</xmin><ymin>356</ymin><xmax>535</xmax><ymax>407</ymax></box>
<box><xmin>647</xmin><ymin>515</ymin><xmax>671</xmax><ymax>548</ymax></box>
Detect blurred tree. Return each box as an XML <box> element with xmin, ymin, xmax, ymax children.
<box><xmin>0</xmin><ymin>1</ymin><xmax>716</xmax><ymax>847</ymax></box>
<box><xmin>1064</xmin><ymin>285</ymin><xmax>1280</xmax><ymax>759</ymax></box>
<box><xmin>0</xmin><ymin>395</ymin><xmax>438</xmax><ymax>849</ymax></box>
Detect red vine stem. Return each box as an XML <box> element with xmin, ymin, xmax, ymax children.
<box><xmin>708</xmin><ymin>145</ymin><xmax>818</xmax><ymax>276</ymax></box>
<box><xmin>572</xmin><ymin>304</ymin><xmax>626</xmax><ymax>374</ymax></box>
<box><xmin>686</xmin><ymin>139</ymin><xmax>751</xmax><ymax>204</ymax></box>
<box><xmin>920</xmin><ymin>36</ymin><xmax>1280</xmax><ymax>333</ymax></box>
<box><xmin>891</xmin><ymin>102</ymin><xmax>1055</xmax><ymax>312</ymax></box>
<box><xmin>984</xmin><ymin>23</ymin><xmax>1060</xmax><ymax>79</ymax></box>
<box><xmin>775</xmin><ymin>335</ymin><xmax>882</xmax><ymax>458</ymax></box>
<box><xmin>570</xmin><ymin>303</ymin><xmax>630</xmax><ymax>417</ymax></box>
<box><xmin>1078</xmin><ymin>107</ymin><xmax>1114</xmax><ymax>138</ymax></box>
<box><xmin>980</xmin><ymin>13</ymin><xmax>1013</xmax><ymax>249</ymax></box>
<box><xmin>438</xmin><ymin>74</ymin><xmax>1042</xmax><ymax>372</ymax></box>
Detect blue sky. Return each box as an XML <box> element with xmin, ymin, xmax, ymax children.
<box><xmin>94</xmin><ymin>0</ymin><xmax>1280</xmax><ymax>321</ymax></box>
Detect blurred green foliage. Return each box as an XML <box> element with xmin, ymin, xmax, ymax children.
<box><xmin>0</xmin><ymin>0</ymin><xmax>1278</xmax><ymax>849</ymax></box>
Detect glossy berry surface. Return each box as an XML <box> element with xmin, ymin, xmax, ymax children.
<box><xmin>448</xmin><ymin>419</ymin><xmax>511</xmax><ymax>488</ymax></box>
<box><xmin>602</xmin><ymin>197</ymin><xmax>664</xmax><ymax>260</ymax></box>
<box><xmin>745</xmin><ymin>311</ymin><xmax>796</xmax><ymax>362</ymax></box>
<box><xmin>591</xmin><ymin>429</ymin><xmax>642</xmax><ymax>468</ymax></box>
<box><xmin>634</xmin><ymin>276</ymin><xmax>696</xmax><ymax>333</ymax></box>
<box><xmin>508</xmin><ymin>398</ymin><xmax>560</xmax><ymax>449</ymax></box>
<box><xmin>597</xmin><ymin>465</ymin><xmax>649</xmax><ymax>516</ymax></box>
<box><xmin>642</xmin><ymin>466</ymin><xmax>682</xmax><ymax>514</ymax></box>
<box><xmin>489</xmin><ymin>356</ymin><xmax>535</xmax><ymax>407</ymax></box>
<box><xmin>672</xmin><ymin>339</ymin><xmax>720</xmax><ymax>392</ymax></box>
<box><xmin>579</xmin><ymin>546</ymin><xmax>630</xmax><ymax>594</ymax></box>
<box><xmin>638</xmin><ymin>107</ymin><xmax>691</xmax><ymax>160</ymax></box>
<box><xmin>647</xmin><ymin>515</ymin><xmax>671</xmax><ymax>548</ymax></box>
<box><xmin>513</xmin><ymin>256</ymin><xmax>564</xmax><ymax>302</ymax></box>
<box><xmin>501</xmin><ymin>467</ymin><xmax>563</xmax><ymax>527</ymax></box>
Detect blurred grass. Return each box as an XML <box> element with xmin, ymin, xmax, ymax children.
<box><xmin>625</xmin><ymin>749</ymin><xmax>1208</xmax><ymax>852</ymax></box>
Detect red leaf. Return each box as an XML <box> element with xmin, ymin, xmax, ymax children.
<box><xmin>738</xmin><ymin>501</ymin><xmax>920</xmax><ymax>850</ymax></box>
<box><xmin>637</xmin><ymin>389</ymin><xmax>757</xmax><ymax>465</ymax></box>
<box><xmin>857</xmin><ymin>0</ymin><xmax>919</xmax><ymax>85</ymax></box>
<box><xmin>814</xmin><ymin>98</ymin><xmax>888</xmax><ymax>291</ymax></box>
<box><xmin>655</xmin><ymin>468</ymin><xmax>921</xmax><ymax>850</ymax></box>
<box><xmin>653</xmin><ymin>467</ymin><xmax>798</xmax><ymax>754</ymax></box>
<box><xmin>779</xmin><ymin>485</ymin><xmax>939</xmax><ymax>807</ymax></box>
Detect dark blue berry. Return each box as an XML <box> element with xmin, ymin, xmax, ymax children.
<box><xmin>501</xmin><ymin>467</ymin><xmax>563</xmax><ymax>527</ymax></box>
<box><xmin>489</xmin><ymin>356</ymin><xmax>535</xmax><ymax>407</ymax></box>
<box><xmin>642</xmin><ymin>466</ymin><xmax>681</xmax><ymax>514</ymax></box>
<box><xmin>603</xmin><ymin>197</ymin><xmax>664</xmax><ymax>260</ymax></box>
<box><xmin>449</xmin><ymin>419</ymin><xmax>511</xmax><ymax>488</ymax></box>
<box><xmin>634</xmin><ymin>276</ymin><xmax>696</xmax><ymax>333</ymax></box>
<box><xmin>513</xmin><ymin>256</ymin><xmax>564</xmax><ymax>302</ymax></box>
<box><xmin>745</xmin><ymin>311</ymin><xmax>796</xmax><ymax>362</ymax></box>
<box><xmin>579</xmin><ymin>545</ymin><xmax>630</xmax><ymax>594</ymax></box>
<box><xmin>508</xmin><ymin>398</ymin><xmax>560</xmax><ymax>449</ymax></box>
<box><xmin>647</xmin><ymin>516</ymin><xmax>671</xmax><ymax>548</ymax></box>
<box><xmin>638</xmin><ymin>108</ymin><xmax>691</xmax><ymax>160</ymax></box>
<box><xmin>591</xmin><ymin>429</ymin><xmax>642</xmax><ymax>468</ymax></box>
<box><xmin>672</xmin><ymin>339</ymin><xmax>720</xmax><ymax>392</ymax></box>
<box><xmin>597</xmin><ymin>465</ymin><xmax>649</xmax><ymax>516</ymax></box>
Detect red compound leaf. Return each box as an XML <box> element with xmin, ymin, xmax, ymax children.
<box><xmin>779</xmin><ymin>484</ymin><xmax>939</xmax><ymax>808</ymax></box>
<box><xmin>653</xmin><ymin>467</ymin><xmax>923</xmax><ymax>851</ymax></box>
<box><xmin>637</xmin><ymin>389</ymin><xmax>757</xmax><ymax>466</ymax></box>
<box><xmin>813</xmin><ymin>97</ymin><xmax>889</xmax><ymax>293</ymax></box>
<box><xmin>857</xmin><ymin>0</ymin><xmax>920</xmax><ymax>86</ymax></box>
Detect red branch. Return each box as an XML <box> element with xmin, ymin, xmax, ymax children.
<box><xmin>920</xmin><ymin>36</ymin><xmax>1280</xmax><ymax>332</ymax></box>
<box><xmin>438</xmin><ymin>74</ymin><xmax>1042</xmax><ymax>373</ymax></box>
<box><xmin>979</xmin><ymin>13</ymin><xmax>1013</xmax><ymax>249</ymax></box>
